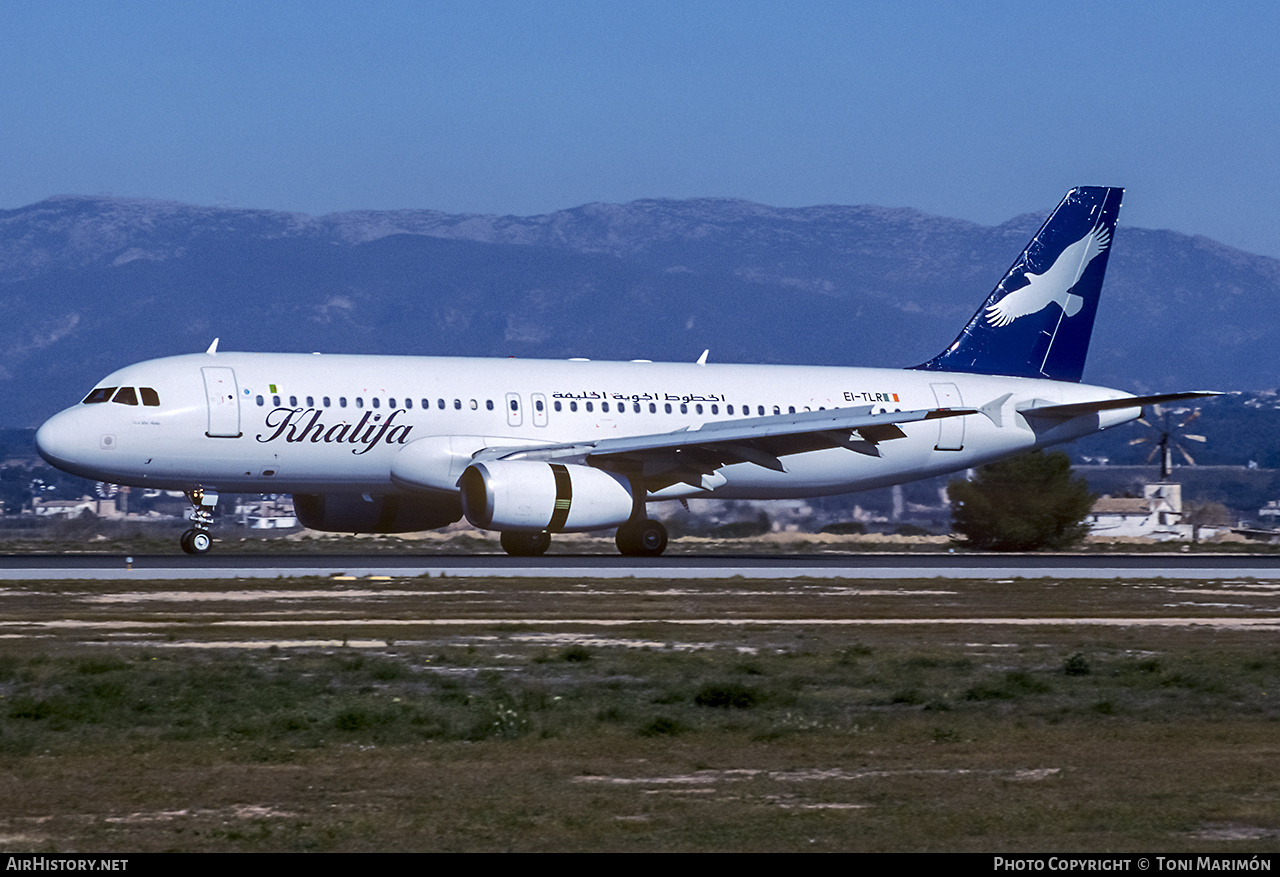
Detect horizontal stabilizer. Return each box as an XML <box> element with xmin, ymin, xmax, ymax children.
<box><xmin>1021</xmin><ymin>391</ymin><xmax>1221</xmax><ymax>420</ymax></box>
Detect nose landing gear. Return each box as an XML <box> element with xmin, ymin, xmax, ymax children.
<box><xmin>181</xmin><ymin>488</ymin><xmax>219</xmax><ymax>555</ymax></box>
<box><xmin>179</xmin><ymin>528</ymin><xmax>212</xmax><ymax>554</ymax></box>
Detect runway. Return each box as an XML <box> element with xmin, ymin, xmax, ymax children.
<box><xmin>3</xmin><ymin>552</ymin><xmax>1280</xmax><ymax>580</ymax></box>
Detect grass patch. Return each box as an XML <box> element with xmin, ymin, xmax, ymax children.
<box><xmin>694</xmin><ymin>682</ymin><xmax>760</xmax><ymax>709</ymax></box>
<box><xmin>4</xmin><ymin>627</ymin><xmax>1277</xmax><ymax>852</ymax></box>
<box><xmin>4</xmin><ymin>575</ymin><xmax>1280</xmax><ymax>851</ymax></box>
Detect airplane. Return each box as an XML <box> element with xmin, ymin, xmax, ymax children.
<box><xmin>34</xmin><ymin>186</ymin><xmax>1215</xmax><ymax>557</ymax></box>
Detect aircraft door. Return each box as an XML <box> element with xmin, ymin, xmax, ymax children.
<box><xmin>202</xmin><ymin>367</ymin><xmax>242</xmax><ymax>438</ymax></box>
<box><xmin>531</xmin><ymin>393</ymin><xmax>548</xmax><ymax>427</ymax></box>
<box><xmin>930</xmin><ymin>382</ymin><xmax>964</xmax><ymax>451</ymax></box>
<box><xmin>505</xmin><ymin>393</ymin><xmax>523</xmax><ymax>428</ymax></box>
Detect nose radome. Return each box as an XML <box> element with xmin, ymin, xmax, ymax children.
<box><xmin>35</xmin><ymin>409</ymin><xmax>86</xmax><ymax>472</ymax></box>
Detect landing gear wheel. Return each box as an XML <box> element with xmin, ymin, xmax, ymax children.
<box><xmin>616</xmin><ymin>519</ymin><xmax>668</xmax><ymax>557</ymax></box>
<box><xmin>180</xmin><ymin>528</ymin><xmax>211</xmax><ymax>555</ymax></box>
<box><xmin>181</xmin><ymin>488</ymin><xmax>218</xmax><ymax>555</ymax></box>
<box><xmin>500</xmin><ymin>530</ymin><xmax>551</xmax><ymax>557</ymax></box>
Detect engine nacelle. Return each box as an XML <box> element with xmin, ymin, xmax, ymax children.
<box><xmin>459</xmin><ymin>461</ymin><xmax>634</xmax><ymax>532</ymax></box>
<box><xmin>293</xmin><ymin>492</ymin><xmax>462</xmax><ymax>533</ymax></box>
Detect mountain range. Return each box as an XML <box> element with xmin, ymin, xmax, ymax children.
<box><xmin>4</xmin><ymin>193</ymin><xmax>1278</xmax><ymax>427</ymax></box>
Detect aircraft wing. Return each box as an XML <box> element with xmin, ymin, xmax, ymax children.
<box><xmin>478</xmin><ymin>405</ymin><xmax>975</xmax><ymax>490</ymax></box>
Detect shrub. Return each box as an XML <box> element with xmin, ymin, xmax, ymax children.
<box><xmin>639</xmin><ymin>716</ymin><xmax>686</xmax><ymax>737</ymax></box>
<box><xmin>949</xmin><ymin>451</ymin><xmax>1095</xmax><ymax>551</ymax></box>
<box><xmin>893</xmin><ymin>523</ymin><xmax>932</xmax><ymax>536</ymax></box>
<box><xmin>1064</xmin><ymin>653</ymin><xmax>1091</xmax><ymax>676</ymax></box>
<box><xmin>821</xmin><ymin>521</ymin><xmax>866</xmax><ymax>535</ymax></box>
<box><xmin>694</xmin><ymin>683</ymin><xmax>758</xmax><ymax>709</ymax></box>
<box><xmin>562</xmin><ymin>645</ymin><xmax>591</xmax><ymax>662</ymax></box>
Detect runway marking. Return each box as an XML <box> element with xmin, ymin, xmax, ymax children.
<box><xmin>1167</xmin><ymin>586</ymin><xmax>1280</xmax><ymax>596</ymax></box>
<box><xmin>78</xmin><ymin>588</ymin><xmax>486</xmax><ymax>602</ymax></box>
<box><xmin>572</xmin><ymin>766</ymin><xmax>1062</xmax><ymax>785</ymax></box>
<box><xmin>147</xmin><ymin>639</ymin><xmax>390</xmax><ymax>649</ymax></box>
<box><xmin>507</xmin><ymin>631</ymin><xmax>758</xmax><ymax>652</ymax></box>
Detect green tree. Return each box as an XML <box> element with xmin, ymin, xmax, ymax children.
<box><xmin>948</xmin><ymin>450</ymin><xmax>1095</xmax><ymax>551</ymax></box>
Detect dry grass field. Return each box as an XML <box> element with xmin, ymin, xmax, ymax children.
<box><xmin>1</xmin><ymin>573</ymin><xmax>1278</xmax><ymax>851</ymax></box>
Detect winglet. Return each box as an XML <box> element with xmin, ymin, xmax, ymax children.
<box><xmin>205</xmin><ymin>338</ymin><xmax>219</xmax><ymax>355</ymax></box>
<box><xmin>696</xmin><ymin>349</ymin><xmax>709</xmax><ymax>366</ymax></box>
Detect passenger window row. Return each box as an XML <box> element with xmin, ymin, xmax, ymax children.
<box><xmin>253</xmin><ymin>395</ymin><xmax>499</xmax><ymax>411</ymax></box>
<box><xmin>549</xmin><ymin>400</ymin><xmax>796</xmax><ymax>416</ymax></box>
<box><xmin>248</xmin><ymin>393</ymin><xmax>802</xmax><ymax>418</ymax></box>
<box><xmin>84</xmin><ymin>383</ymin><xmax>809</xmax><ymax>419</ymax></box>
<box><xmin>83</xmin><ymin>387</ymin><xmax>161</xmax><ymax>407</ymax></box>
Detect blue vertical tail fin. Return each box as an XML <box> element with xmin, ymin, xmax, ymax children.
<box><xmin>913</xmin><ymin>186</ymin><xmax>1123</xmax><ymax>383</ymax></box>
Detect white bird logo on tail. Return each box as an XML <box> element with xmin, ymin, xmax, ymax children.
<box><xmin>984</xmin><ymin>221</ymin><xmax>1112</xmax><ymax>327</ymax></box>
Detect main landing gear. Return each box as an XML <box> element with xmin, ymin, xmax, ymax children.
<box><xmin>181</xmin><ymin>488</ymin><xmax>219</xmax><ymax>555</ymax></box>
<box><xmin>500</xmin><ymin>530</ymin><xmax>552</xmax><ymax>557</ymax></box>
<box><xmin>615</xmin><ymin>518</ymin><xmax>668</xmax><ymax>557</ymax></box>
<box><xmin>614</xmin><ymin>475</ymin><xmax>667</xmax><ymax>556</ymax></box>
<box><xmin>497</xmin><ymin>518</ymin><xmax>669</xmax><ymax>558</ymax></box>
<box><xmin>491</xmin><ymin>517</ymin><xmax>665</xmax><ymax>558</ymax></box>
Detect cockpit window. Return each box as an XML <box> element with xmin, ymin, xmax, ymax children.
<box><xmin>140</xmin><ymin>387</ymin><xmax>160</xmax><ymax>406</ymax></box>
<box><xmin>83</xmin><ymin>387</ymin><xmax>117</xmax><ymax>404</ymax></box>
<box><xmin>112</xmin><ymin>387</ymin><xmax>139</xmax><ymax>406</ymax></box>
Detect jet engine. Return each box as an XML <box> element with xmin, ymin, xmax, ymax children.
<box><xmin>293</xmin><ymin>492</ymin><xmax>462</xmax><ymax>533</ymax></box>
<box><xmin>459</xmin><ymin>460</ymin><xmax>634</xmax><ymax>532</ymax></box>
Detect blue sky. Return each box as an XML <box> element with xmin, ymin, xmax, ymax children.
<box><xmin>4</xmin><ymin>1</ymin><xmax>1279</xmax><ymax>256</ymax></box>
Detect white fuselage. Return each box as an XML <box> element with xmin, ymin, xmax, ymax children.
<box><xmin>34</xmin><ymin>351</ymin><xmax>1139</xmax><ymax>500</ymax></box>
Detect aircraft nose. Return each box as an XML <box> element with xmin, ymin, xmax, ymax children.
<box><xmin>36</xmin><ymin>409</ymin><xmax>88</xmax><ymax>472</ymax></box>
